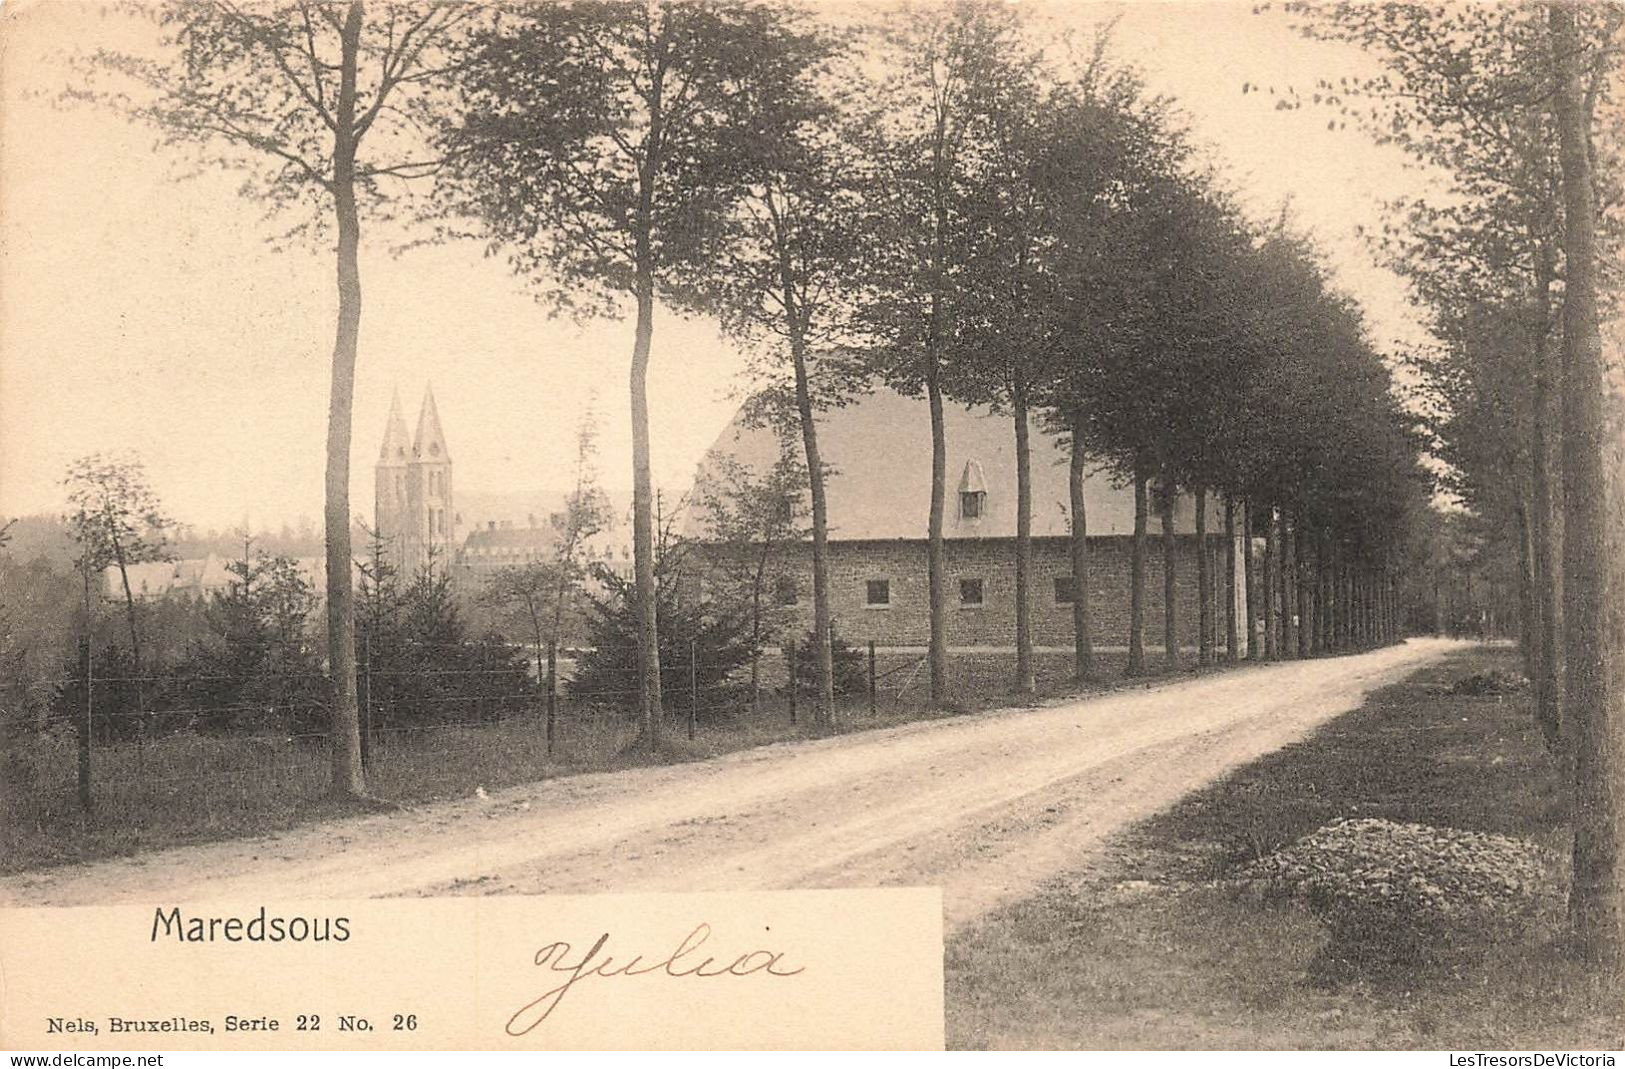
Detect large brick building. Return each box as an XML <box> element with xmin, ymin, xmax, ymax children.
<box><xmin>685</xmin><ymin>388</ymin><xmax>1248</xmax><ymax>655</ymax></box>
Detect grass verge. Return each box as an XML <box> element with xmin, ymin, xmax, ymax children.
<box><xmin>3</xmin><ymin>648</ymin><xmax>1230</xmax><ymax>873</ymax></box>
<box><xmin>946</xmin><ymin>645</ymin><xmax>1622</xmax><ymax>1050</ymax></box>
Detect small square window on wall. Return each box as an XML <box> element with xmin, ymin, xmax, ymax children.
<box><xmin>959</xmin><ymin>578</ymin><xmax>984</xmax><ymax>607</ymax></box>
<box><xmin>960</xmin><ymin>491</ymin><xmax>985</xmax><ymax>519</ymax></box>
<box><xmin>865</xmin><ymin>579</ymin><xmax>891</xmax><ymax>607</ymax></box>
<box><xmin>1054</xmin><ymin>576</ymin><xmax>1076</xmax><ymax>605</ymax></box>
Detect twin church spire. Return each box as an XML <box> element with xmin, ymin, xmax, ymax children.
<box><xmin>378</xmin><ymin>385</ymin><xmax>449</xmax><ymax>465</ymax></box>
<box><xmin>375</xmin><ymin>385</ymin><xmax>455</xmax><ymax>576</ymax></box>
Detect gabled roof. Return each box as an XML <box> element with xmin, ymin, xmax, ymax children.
<box><xmin>379</xmin><ymin>388</ymin><xmax>412</xmax><ymax>465</ymax></box>
<box><xmin>958</xmin><ymin>459</ymin><xmax>988</xmax><ymax>495</ymax></box>
<box><xmin>412</xmin><ymin>385</ymin><xmax>450</xmax><ymax>463</ymax></box>
<box><xmin>687</xmin><ymin>387</ymin><xmax>1221</xmax><ymax>542</ymax></box>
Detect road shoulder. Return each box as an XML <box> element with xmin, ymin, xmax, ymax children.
<box><xmin>945</xmin><ymin>646</ymin><xmax>1621</xmax><ymax>1050</ymax></box>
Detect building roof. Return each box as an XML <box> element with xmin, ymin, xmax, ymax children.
<box><xmin>687</xmin><ymin>388</ymin><xmax>1222</xmax><ymax>542</ymax></box>
<box><xmin>462</xmin><ymin>524</ymin><xmax>558</xmax><ymax>552</ymax></box>
<box><xmin>107</xmin><ymin>555</ymin><xmax>328</xmax><ymax>598</ymax></box>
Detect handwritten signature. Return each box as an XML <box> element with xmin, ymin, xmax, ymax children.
<box><xmin>505</xmin><ymin>922</ymin><xmax>806</xmax><ymax>1036</ymax></box>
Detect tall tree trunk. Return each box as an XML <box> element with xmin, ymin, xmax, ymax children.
<box><xmin>1355</xmin><ymin>570</ymin><xmax>1366</xmax><ymax>646</ymax></box>
<box><xmin>105</xmin><ymin>526</ymin><xmax>143</xmax><ymax>674</ymax></box>
<box><xmin>77</xmin><ymin>570</ymin><xmax>93</xmax><ymax>810</ymax></box>
<box><xmin>1314</xmin><ymin>530</ymin><xmax>1330</xmax><ymax>655</ymax></box>
<box><xmin>1197</xmin><ymin>485</ymin><xmax>1212</xmax><ymax>666</ymax></box>
<box><xmin>1223</xmin><ymin>492</ymin><xmax>1239</xmax><ymax>663</ymax></box>
<box><xmin>323</xmin><ymin>0</ymin><xmax>366</xmax><ymax>799</ymax></box>
<box><xmin>1516</xmin><ymin>496</ymin><xmax>1541</xmax><ymax>683</ymax></box>
<box><xmin>1531</xmin><ymin>233</ymin><xmax>1566</xmax><ymax>750</ymax></box>
<box><xmin>1279</xmin><ymin>510</ymin><xmax>1297</xmax><ymax>659</ymax></box>
<box><xmin>783</xmin><ymin>275</ymin><xmax>835</xmax><ymax>731</ymax></box>
<box><xmin>925</xmin><ymin>360</ymin><xmax>949</xmax><ymax>705</ymax></box>
<box><xmin>750</xmin><ymin>552</ymin><xmax>766</xmax><ymax>714</ymax></box>
<box><xmin>1262</xmin><ymin>507</ymin><xmax>1277</xmax><ymax>660</ymax></box>
<box><xmin>1350</xmin><ymin>568</ymin><xmax>1361</xmax><ymax>647</ymax></box>
<box><xmin>1127</xmin><ymin>463</ymin><xmax>1148</xmax><ymax>676</ymax></box>
<box><xmin>1393</xmin><ymin>573</ymin><xmax>1401</xmax><ymax>642</ymax></box>
<box><xmin>1242</xmin><ymin>500</ymin><xmax>1258</xmax><ymax>660</ymax></box>
<box><xmin>530</xmin><ymin>601</ymin><xmax>554</xmax><ymax>754</ymax></box>
<box><xmin>1552</xmin><ymin>1</ymin><xmax>1624</xmax><ymax>970</ymax></box>
<box><xmin>1379</xmin><ymin>572</ymin><xmax>1389</xmax><ymax>645</ymax></box>
<box><xmin>1293</xmin><ymin>510</ymin><xmax>1306</xmax><ymax>653</ymax></box>
<box><xmin>1380</xmin><ymin>571</ymin><xmax>1390</xmax><ymax>645</ymax></box>
<box><xmin>1294</xmin><ymin>522</ymin><xmax>1306</xmax><ymax>655</ymax></box>
<box><xmin>629</xmin><ymin>272</ymin><xmax>662</xmax><ymax>745</ymax></box>
<box><xmin>1068</xmin><ymin>411</ymin><xmax>1093</xmax><ymax>680</ymax></box>
<box><xmin>1333</xmin><ymin>554</ymin><xmax>1345</xmax><ymax>650</ymax></box>
<box><xmin>628</xmin><ymin>71</ymin><xmax>667</xmax><ymax>747</ymax></box>
<box><xmin>1341</xmin><ymin>558</ymin><xmax>1354</xmax><ymax>649</ymax></box>
<box><xmin>1366</xmin><ymin>571</ymin><xmax>1375</xmax><ymax>645</ymax></box>
<box><xmin>1353</xmin><ymin>563</ymin><xmax>1363</xmax><ymax>648</ymax></box>
<box><xmin>1160</xmin><ymin>475</ymin><xmax>1178</xmax><ymax>670</ymax></box>
<box><xmin>1013</xmin><ymin>382</ymin><xmax>1034</xmax><ymax>694</ymax></box>
<box><xmin>925</xmin><ymin>123</ymin><xmax>952</xmax><ymax>706</ymax></box>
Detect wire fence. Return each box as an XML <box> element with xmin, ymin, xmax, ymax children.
<box><xmin>5</xmin><ymin>636</ymin><xmax>929</xmax><ymax>832</ymax></box>
<box><xmin>5</xmin><ymin>628</ymin><xmax>1171</xmax><ymax>880</ymax></box>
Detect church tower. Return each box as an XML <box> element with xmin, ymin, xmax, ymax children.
<box><xmin>375</xmin><ymin>385</ymin><xmax>454</xmax><ymax>578</ymax></box>
<box><xmin>374</xmin><ymin>388</ymin><xmax>412</xmax><ymax>573</ymax></box>
<box><xmin>407</xmin><ymin>385</ymin><xmax>454</xmax><ymax>576</ymax></box>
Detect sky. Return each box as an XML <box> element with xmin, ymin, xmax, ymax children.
<box><xmin>0</xmin><ymin>0</ymin><xmax>1445</xmax><ymax>534</ymax></box>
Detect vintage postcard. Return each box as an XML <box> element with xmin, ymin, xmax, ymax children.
<box><xmin>1</xmin><ymin>0</ymin><xmax>1621</xmax><ymax>1055</ymax></box>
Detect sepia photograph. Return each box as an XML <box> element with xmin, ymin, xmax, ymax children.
<box><xmin>0</xmin><ymin>0</ymin><xmax>1622</xmax><ymax>1054</ymax></box>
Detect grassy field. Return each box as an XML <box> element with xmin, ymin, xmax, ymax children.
<box><xmin>3</xmin><ymin>648</ymin><xmax>1213</xmax><ymax>873</ymax></box>
<box><xmin>946</xmin><ymin>645</ymin><xmax>1621</xmax><ymax>1050</ymax></box>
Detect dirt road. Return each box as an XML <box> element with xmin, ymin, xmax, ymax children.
<box><xmin>1</xmin><ymin>639</ymin><xmax>1463</xmax><ymax>930</ymax></box>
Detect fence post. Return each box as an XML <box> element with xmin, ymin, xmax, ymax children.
<box><xmin>546</xmin><ymin>640</ymin><xmax>558</xmax><ymax>756</ymax></box>
<box><xmin>77</xmin><ymin>637</ymin><xmax>92</xmax><ymax>813</ymax></box>
<box><xmin>786</xmin><ymin>640</ymin><xmax>797</xmax><ymax>725</ymax></box>
<box><xmin>868</xmin><ymin>640</ymin><xmax>877</xmax><ymax>718</ymax></box>
<box><xmin>688</xmin><ymin>638</ymin><xmax>698</xmax><ymax>742</ymax></box>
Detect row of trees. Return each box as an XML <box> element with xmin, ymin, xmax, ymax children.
<box><xmin>1285</xmin><ymin>2</ymin><xmax>1625</xmax><ymax>967</ymax></box>
<box><xmin>81</xmin><ymin>2</ymin><xmax>1423</xmax><ymax>802</ymax></box>
<box><xmin>439</xmin><ymin>1</ymin><xmax>1426</xmax><ymax>730</ymax></box>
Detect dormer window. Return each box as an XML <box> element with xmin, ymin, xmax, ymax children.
<box><xmin>958</xmin><ymin>459</ymin><xmax>987</xmax><ymax>520</ymax></box>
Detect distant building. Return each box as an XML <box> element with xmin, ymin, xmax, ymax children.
<box><xmin>105</xmin><ymin>554</ymin><xmax>324</xmax><ymax>601</ymax></box>
<box><xmin>374</xmin><ymin>386</ymin><xmax>636</xmax><ymax>587</ymax></box>
<box><xmin>458</xmin><ymin>520</ymin><xmax>557</xmax><ymax>575</ymax></box>
<box><xmin>456</xmin><ymin>519</ymin><xmax>637</xmax><ymax>583</ymax></box>
<box><xmin>113</xmin><ymin>389</ymin><xmax>633</xmax><ymax>605</ymax></box>
<box><xmin>685</xmin><ymin>388</ymin><xmax>1247</xmax><ymax>654</ymax></box>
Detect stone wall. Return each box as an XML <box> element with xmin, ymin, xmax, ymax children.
<box><xmin>693</xmin><ymin>534</ymin><xmax>1246</xmax><ymax>653</ymax></box>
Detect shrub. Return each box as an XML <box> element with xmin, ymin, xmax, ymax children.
<box><xmin>569</xmin><ymin>558</ymin><xmax>757</xmax><ymax>719</ymax></box>
<box><xmin>1240</xmin><ymin>818</ymin><xmax>1556</xmax><ymax>970</ymax></box>
<box><xmin>789</xmin><ymin>628</ymin><xmax>869</xmax><ymax>697</ymax></box>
